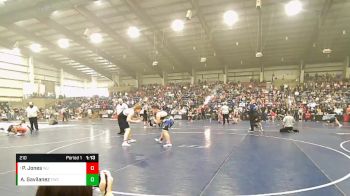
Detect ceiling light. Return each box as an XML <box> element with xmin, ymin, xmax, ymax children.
<box><xmin>0</xmin><ymin>0</ymin><xmax>8</xmax><ymax>6</ymax></box>
<box><xmin>51</xmin><ymin>10</ymin><xmax>60</xmax><ymax>17</ymax></box>
<box><xmin>73</xmin><ymin>65</ymin><xmax>85</xmax><ymax>68</ymax></box>
<box><xmin>90</xmin><ymin>33</ymin><xmax>103</xmax><ymax>43</ymax></box>
<box><xmin>223</xmin><ymin>10</ymin><xmax>238</xmax><ymax>26</ymax></box>
<box><xmin>78</xmin><ymin>68</ymin><xmax>91</xmax><ymax>71</ymax></box>
<box><xmin>84</xmin><ymin>28</ymin><xmax>91</xmax><ymax>36</ymax></box>
<box><xmin>285</xmin><ymin>0</ymin><xmax>302</xmax><ymax>16</ymax></box>
<box><xmin>152</xmin><ymin>61</ymin><xmax>158</xmax><ymax>66</ymax></box>
<box><xmin>57</xmin><ymin>38</ymin><xmax>70</xmax><ymax>48</ymax></box>
<box><xmin>93</xmin><ymin>0</ymin><xmax>102</xmax><ymax>5</ymax></box>
<box><xmin>322</xmin><ymin>48</ymin><xmax>332</xmax><ymax>54</ymax></box>
<box><xmin>256</xmin><ymin>52</ymin><xmax>263</xmax><ymax>58</ymax></box>
<box><xmin>185</xmin><ymin>10</ymin><xmax>192</xmax><ymax>20</ymax></box>
<box><xmin>30</xmin><ymin>43</ymin><xmax>42</xmax><ymax>53</ymax></box>
<box><xmin>127</xmin><ymin>26</ymin><xmax>140</xmax><ymax>38</ymax></box>
<box><xmin>171</xmin><ymin>19</ymin><xmax>184</xmax><ymax>32</ymax></box>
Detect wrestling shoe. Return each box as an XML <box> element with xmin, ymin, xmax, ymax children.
<box><xmin>122</xmin><ymin>141</ymin><xmax>131</xmax><ymax>147</ymax></box>
<box><xmin>163</xmin><ymin>143</ymin><xmax>172</xmax><ymax>147</ymax></box>
<box><xmin>154</xmin><ymin>138</ymin><xmax>162</xmax><ymax>144</ymax></box>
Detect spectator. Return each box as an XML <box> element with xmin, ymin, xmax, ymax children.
<box><xmin>280</xmin><ymin>112</ymin><xmax>298</xmax><ymax>133</ymax></box>
<box><xmin>304</xmin><ymin>110</ymin><xmax>312</xmax><ymax>122</ymax></box>
<box><xmin>61</xmin><ymin>107</ymin><xmax>68</xmax><ymax>122</ymax></box>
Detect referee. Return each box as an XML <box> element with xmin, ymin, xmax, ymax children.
<box><xmin>26</xmin><ymin>102</ymin><xmax>39</xmax><ymax>132</ymax></box>
<box><xmin>116</xmin><ymin>98</ymin><xmax>128</xmax><ymax>135</ymax></box>
<box><xmin>248</xmin><ymin>100</ymin><xmax>258</xmax><ymax>132</ymax></box>
<box><xmin>221</xmin><ymin>102</ymin><xmax>230</xmax><ymax>125</ymax></box>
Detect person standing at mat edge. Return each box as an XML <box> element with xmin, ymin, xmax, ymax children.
<box><xmin>26</xmin><ymin>102</ymin><xmax>39</xmax><ymax>132</ymax></box>
<box><xmin>221</xmin><ymin>102</ymin><xmax>229</xmax><ymax>125</ymax></box>
<box><xmin>116</xmin><ymin>98</ymin><xmax>128</xmax><ymax>135</ymax></box>
<box><xmin>248</xmin><ymin>100</ymin><xmax>258</xmax><ymax>132</ymax></box>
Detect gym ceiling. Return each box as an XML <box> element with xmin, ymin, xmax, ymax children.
<box><xmin>0</xmin><ymin>0</ymin><xmax>349</xmax><ymax>80</ymax></box>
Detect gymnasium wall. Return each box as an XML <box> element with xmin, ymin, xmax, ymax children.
<box><xmin>1</xmin><ymin>45</ymin><xmax>346</xmax><ymax>100</ymax></box>
<box><xmin>227</xmin><ymin>67</ymin><xmax>260</xmax><ymax>82</ymax></box>
<box><xmin>196</xmin><ymin>70</ymin><xmax>225</xmax><ymax>82</ymax></box>
<box><xmin>120</xmin><ymin>76</ymin><xmax>138</xmax><ymax>86</ymax></box>
<box><xmin>34</xmin><ymin>61</ymin><xmax>59</xmax><ymax>83</ymax></box>
<box><xmin>139</xmin><ymin>62</ymin><xmax>347</xmax><ymax>85</ymax></box>
<box><xmin>167</xmin><ymin>72</ymin><xmax>191</xmax><ymax>83</ymax></box>
<box><xmin>0</xmin><ymin>47</ymin><xmax>109</xmax><ymax>101</ymax></box>
<box><xmin>304</xmin><ymin>62</ymin><xmax>343</xmax><ymax>77</ymax></box>
<box><xmin>142</xmin><ymin>74</ymin><xmax>163</xmax><ymax>85</ymax></box>
<box><xmin>34</xmin><ymin>61</ymin><xmax>59</xmax><ymax>96</ymax></box>
<box><xmin>0</xmin><ymin>48</ymin><xmax>28</xmax><ymax>102</ymax></box>
<box><xmin>97</xmin><ymin>78</ymin><xmax>114</xmax><ymax>88</ymax></box>
<box><xmin>263</xmin><ymin>65</ymin><xmax>300</xmax><ymax>81</ymax></box>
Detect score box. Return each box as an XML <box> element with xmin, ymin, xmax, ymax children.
<box><xmin>16</xmin><ymin>154</ymin><xmax>99</xmax><ymax>186</ymax></box>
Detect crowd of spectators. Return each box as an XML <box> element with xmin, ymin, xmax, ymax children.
<box><xmin>1</xmin><ymin>74</ymin><xmax>350</xmax><ymax>123</ymax></box>
<box><xmin>53</xmin><ymin>76</ymin><xmax>350</xmax><ymax>123</ymax></box>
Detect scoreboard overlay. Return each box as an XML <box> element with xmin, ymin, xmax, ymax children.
<box><xmin>16</xmin><ymin>154</ymin><xmax>99</xmax><ymax>186</ymax></box>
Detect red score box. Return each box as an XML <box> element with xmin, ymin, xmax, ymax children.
<box><xmin>86</xmin><ymin>162</ymin><xmax>99</xmax><ymax>174</ymax></box>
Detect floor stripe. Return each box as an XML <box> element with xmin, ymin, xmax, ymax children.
<box><xmin>46</xmin><ymin>131</ymin><xmax>106</xmax><ymax>154</ymax></box>
<box><xmin>294</xmin><ymin>141</ymin><xmax>346</xmax><ymax>195</ymax></box>
<box><xmin>340</xmin><ymin>140</ymin><xmax>350</xmax><ymax>153</ymax></box>
<box><xmin>0</xmin><ymin>130</ymin><xmax>105</xmax><ymax>149</ymax></box>
<box><xmin>1</xmin><ymin>126</ymin><xmax>349</xmax><ymax>195</ymax></box>
<box><xmin>232</xmin><ymin>134</ymin><xmax>350</xmax><ymax>196</ymax></box>
<box><xmin>95</xmin><ymin>188</ymin><xmax>169</xmax><ymax>196</ymax></box>
<box><xmin>111</xmin><ymin>191</ymin><xmax>169</xmax><ymax>196</ymax></box>
<box><xmin>199</xmin><ymin>134</ymin><xmax>247</xmax><ymax>196</ymax></box>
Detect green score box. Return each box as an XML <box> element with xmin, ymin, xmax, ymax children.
<box><xmin>86</xmin><ymin>174</ymin><xmax>99</xmax><ymax>186</ymax></box>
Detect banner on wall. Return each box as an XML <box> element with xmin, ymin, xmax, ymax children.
<box><xmin>23</xmin><ymin>83</ymin><xmax>45</xmax><ymax>95</ymax></box>
<box><xmin>38</xmin><ymin>84</ymin><xmax>45</xmax><ymax>95</ymax></box>
<box><xmin>56</xmin><ymin>86</ymin><xmax>109</xmax><ymax>97</ymax></box>
<box><xmin>23</xmin><ymin>83</ymin><xmax>35</xmax><ymax>95</ymax></box>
